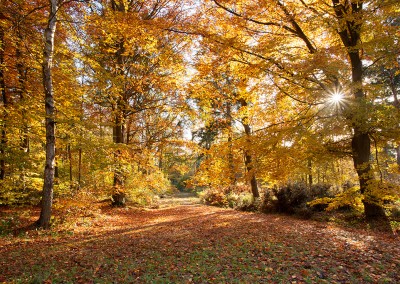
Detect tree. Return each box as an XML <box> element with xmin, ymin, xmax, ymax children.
<box><xmin>189</xmin><ymin>45</ymin><xmax>262</xmax><ymax>198</ymax></box>
<box><xmin>36</xmin><ymin>0</ymin><xmax>59</xmax><ymax>229</ymax></box>
<box><xmin>331</xmin><ymin>0</ymin><xmax>380</xmax><ymax>220</ymax></box>
<box><xmin>192</xmin><ymin>0</ymin><xmax>399</xmax><ymax>224</ymax></box>
<box><xmin>0</xmin><ymin>1</ymin><xmax>46</xmax><ymax>203</ymax></box>
<box><xmin>0</xmin><ymin>23</ymin><xmax>7</xmax><ymax>181</ymax></box>
<box><xmin>83</xmin><ymin>0</ymin><xmax>188</xmax><ymax>205</ymax></box>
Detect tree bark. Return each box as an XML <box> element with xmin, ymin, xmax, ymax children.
<box><xmin>112</xmin><ymin>112</ymin><xmax>126</xmax><ymax>206</ymax></box>
<box><xmin>68</xmin><ymin>143</ymin><xmax>73</xmax><ymax>189</ymax></box>
<box><xmin>332</xmin><ymin>0</ymin><xmax>389</xmax><ymax>226</ymax></box>
<box><xmin>16</xmin><ymin>33</ymin><xmax>29</xmax><ymax>152</ymax></box>
<box><xmin>226</xmin><ymin>101</ymin><xmax>236</xmax><ymax>189</ymax></box>
<box><xmin>240</xmin><ymin>99</ymin><xmax>259</xmax><ymax>198</ymax></box>
<box><xmin>111</xmin><ymin>24</ymin><xmax>127</xmax><ymax>206</ymax></box>
<box><xmin>307</xmin><ymin>158</ymin><xmax>313</xmax><ymax>187</ymax></box>
<box><xmin>0</xmin><ymin>28</ymin><xmax>7</xmax><ymax>180</ymax></box>
<box><xmin>37</xmin><ymin>0</ymin><xmax>58</xmax><ymax>229</ymax></box>
<box><xmin>78</xmin><ymin>147</ymin><xmax>82</xmax><ymax>189</ymax></box>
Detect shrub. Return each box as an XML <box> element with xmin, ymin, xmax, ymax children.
<box><xmin>273</xmin><ymin>183</ymin><xmax>309</xmax><ymax>214</ymax></box>
<box><xmin>226</xmin><ymin>192</ymin><xmax>255</xmax><ymax>210</ymax></box>
<box><xmin>260</xmin><ymin>183</ymin><xmax>336</xmax><ymax>215</ymax></box>
<box><xmin>259</xmin><ymin>189</ymin><xmax>278</xmax><ymax>213</ymax></box>
<box><xmin>123</xmin><ymin>170</ymin><xmax>175</xmax><ymax>207</ymax></box>
<box><xmin>199</xmin><ymin>188</ymin><xmax>228</xmax><ymax>207</ymax></box>
<box><xmin>0</xmin><ymin>177</ymin><xmax>43</xmax><ymax>205</ymax></box>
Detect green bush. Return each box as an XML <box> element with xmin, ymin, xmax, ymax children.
<box><xmin>0</xmin><ymin>176</ymin><xmax>43</xmax><ymax>205</ymax></box>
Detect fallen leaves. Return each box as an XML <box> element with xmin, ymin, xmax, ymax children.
<box><xmin>0</xmin><ymin>197</ymin><xmax>399</xmax><ymax>283</ymax></box>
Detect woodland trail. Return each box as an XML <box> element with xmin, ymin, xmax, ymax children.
<box><xmin>0</xmin><ymin>194</ymin><xmax>399</xmax><ymax>283</ymax></box>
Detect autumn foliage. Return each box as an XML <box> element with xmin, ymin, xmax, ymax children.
<box><xmin>0</xmin><ymin>0</ymin><xmax>399</xmax><ymax>233</ymax></box>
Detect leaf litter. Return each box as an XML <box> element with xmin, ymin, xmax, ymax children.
<box><xmin>0</xmin><ymin>197</ymin><xmax>399</xmax><ymax>283</ymax></box>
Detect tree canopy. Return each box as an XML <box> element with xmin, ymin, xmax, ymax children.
<box><xmin>0</xmin><ymin>0</ymin><xmax>399</xmax><ymax>230</ymax></box>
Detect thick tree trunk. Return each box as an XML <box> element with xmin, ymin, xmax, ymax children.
<box><xmin>332</xmin><ymin>1</ymin><xmax>389</xmax><ymax>228</ymax></box>
<box><xmin>37</xmin><ymin>0</ymin><xmax>58</xmax><ymax>229</ymax></box>
<box><xmin>348</xmin><ymin>54</ymin><xmax>387</xmax><ymax>222</ymax></box>
<box><xmin>111</xmin><ymin>31</ymin><xmax>127</xmax><ymax>206</ymax></box>
<box><xmin>112</xmin><ymin>112</ymin><xmax>126</xmax><ymax>206</ymax></box>
<box><xmin>0</xmin><ymin>28</ymin><xmax>6</xmax><ymax>180</ymax></box>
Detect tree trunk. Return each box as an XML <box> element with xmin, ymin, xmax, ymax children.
<box><xmin>226</xmin><ymin>101</ymin><xmax>236</xmax><ymax>189</ymax></box>
<box><xmin>158</xmin><ymin>147</ymin><xmax>163</xmax><ymax>170</ymax></box>
<box><xmin>111</xmin><ymin>29</ymin><xmax>127</xmax><ymax>206</ymax></box>
<box><xmin>68</xmin><ymin>143</ymin><xmax>73</xmax><ymax>189</ymax></box>
<box><xmin>243</xmin><ymin>146</ymin><xmax>259</xmax><ymax>198</ymax></box>
<box><xmin>332</xmin><ymin>0</ymin><xmax>389</xmax><ymax>228</ymax></box>
<box><xmin>0</xmin><ymin>28</ymin><xmax>7</xmax><ymax>180</ymax></box>
<box><xmin>16</xmin><ymin>33</ymin><xmax>30</xmax><ymax>152</ymax></box>
<box><xmin>78</xmin><ymin>147</ymin><xmax>82</xmax><ymax>190</ymax></box>
<box><xmin>36</xmin><ymin>0</ymin><xmax>58</xmax><ymax>229</ymax></box>
<box><xmin>307</xmin><ymin>158</ymin><xmax>312</xmax><ymax>187</ymax></box>
<box><xmin>243</xmin><ymin>133</ymin><xmax>259</xmax><ymax>198</ymax></box>
<box><xmin>396</xmin><ymin>145</ymin><xmax>400</xmax><ymax>170</ymax></box>
<box><xmin>112</xmin><ymin>112</ymin><xmax>126</xmax><ymax>206</ymax></box>
<box><xmin>240</xmin><ymin>99</ymin><xmax>259</xmax><ymax>198</ymax></box>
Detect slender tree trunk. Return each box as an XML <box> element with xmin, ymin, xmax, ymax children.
<box><xmin>68</xmin><ymin>144</ymin><xmax>73</xmax><ymax>189</ymax></box>
<box><xmin>240</xmin><ymin>99</ymin><xmax>259</xmax><ymax>198</ymax></box>
<box><xmin>16</xmin><ymin>34</ymin><xmax>29</xmax><ymax>152</ymax></box>
<box><xmin>77</xmin><ymin>91</ymin><xmax>84</xmax><ymax>190</ymax></box>
<box><xmin>308</xmin><ymin>158</ymin><xmax>313</xmax><ymax>187</ymax></box>
<box><xmin>158</xmin><ymin>147</ymin><xmax>163</xmax><ymax>170</ymax></box>
<box><xmin>78</xmin><ymin>147</ymin><xmax>82</xmax><ymax>189</ymax></box>
<box><xmin>54</xmin><ymin>149</ymin><xmax>59</xmax><ymax>180</ymax></box>
<box><xmin>226</xmin><ymin>101</ymin><xmax>236</xmax><ymax>189</ymax></box>
<box><xmin>37</xmin><ymin>0</ymin><xmax>58</xmax><ymax>229</ymax></box>
<box><xmin>0</xmin><ymin>28</ymin><xmax>7</xmax><ymax>180</ymax></box>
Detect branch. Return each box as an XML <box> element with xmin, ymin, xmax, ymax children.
<box><xmin>212</xmin><ymin>0</ymin><xmax>297</xmax><ymax>34</ymax></box>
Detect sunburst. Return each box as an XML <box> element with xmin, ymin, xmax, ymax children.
<box><xmin>329</xmin><ymin>91</ymin><xmax>344</xmax><ymax>104</ymax></box>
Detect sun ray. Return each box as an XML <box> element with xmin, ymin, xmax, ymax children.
<box><xmin>330</xmin><ymin>91</ymin><xmax>344</xmax><ymax>104</ymax></box>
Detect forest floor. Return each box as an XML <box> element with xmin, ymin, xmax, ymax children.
<box><xmin>0</xmin><ymin>193</ymin><xmax>399</xmax><ymax>283</ymax></box>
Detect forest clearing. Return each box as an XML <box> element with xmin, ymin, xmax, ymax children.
<box><xmin>1</xmin><ymin>193</ymin><xmax>399</xmax><ymax>283</ymax></box>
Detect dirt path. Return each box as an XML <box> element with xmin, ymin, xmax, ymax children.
<box><xmin>157</xmin><ymin>191</ymin><xmax>200</xmax><ymax>208</ymax></box>
<box><xmin>0</xmin><ymin>200</ymin><xmax>399</xmax><ymax>283</ymax></box>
